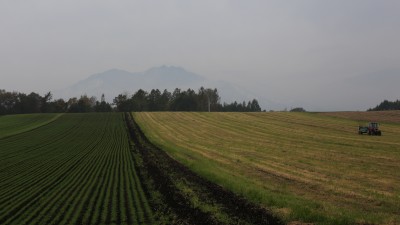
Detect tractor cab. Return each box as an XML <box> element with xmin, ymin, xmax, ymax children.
<box><xmin>358</xmin><ymin>122</ymin><xmax>382</xmax><ymax>136</ymax></box>
<box><xmin>368</xmin><ymin>122</ymin><xmax>379</xmax><ymax>129</ymax></box>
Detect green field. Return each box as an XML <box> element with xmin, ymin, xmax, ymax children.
<box><xmin>0</xmin><ymin>113</ymin><xmax>153</xmax><ymax>225</ymax></box>
<box><xmin>0</xmin><ymin>113</ymin><xmax>61</xmax><ymax>139</ymax></box>
<box><xmin>2</xmin><ymin>111</ymin><xmax>399</xmax><ymax>224</ymax></box>
<box><xmin>134</xmin><ymin>112</ymin><xmax>400</xmax><ymax>225</ymax></box>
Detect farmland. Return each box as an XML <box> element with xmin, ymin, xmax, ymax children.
<box><xmin>125</xmin><ymin>113</ymin><xmax>281</xmax><ymax>225</ymax></box>
<box><xmin>2</xmin><ymin>111</ymin><xmax>399</xmax><ymax>225</ymax></box>
<box><xmin>134</xmin><ymin>112</ymin><xmax>400</xmax><ymax>225</ymax></box>
<box><xmin>320</xmin><ymin>110</ymin><xmax>400</xmax><ymax>124</ymax></box>
<box><xmin>0</xmin><ymin>113</ymin><xmax>153</xmax><ymax>225</ymax></box>
<box><xmin>1</xmin><ymin>112</ymin><xmax>277</xmax><ymax>225</ymax></box>
<box><xmin>0</xmin><ymin>113</ymin><xmax>61</xmax><ymax>139</ymax></box>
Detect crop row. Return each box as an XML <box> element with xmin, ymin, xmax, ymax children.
<box><xmin>0</xmin><ymin>113</ymin><xmax>61</xmax><ymax>139</ymax></box>
<box><xmin>0</xmin><ymin>113</ymin><xmax>153</xmax><ymax>225</ymax></box>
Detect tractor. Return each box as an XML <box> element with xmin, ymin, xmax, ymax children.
<box><xmin>358</xmin><ymin>122</ymin><xmax>382</xmax><ymax>136</ymax></box>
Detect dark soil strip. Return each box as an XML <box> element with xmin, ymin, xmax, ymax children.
<box><xmin>125</xmin><ymin>113</ymin><xmax>283</xmax><ymax>225</ymax></box>
<box><xmin>126</xmin><ymin>114</ymin><xmax>213</xmax><ymax>225</ymax></box>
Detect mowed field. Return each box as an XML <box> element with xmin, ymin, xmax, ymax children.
<box><xmin>0</xmin><ymin>113</ymin><xmax>153</xmax><ymax>225</ymax></box>
<box><xmin>134</xmin><ymin>112</ymin><xmax>400</xmax><ymax>225</ymax></box>
<box><xmin>320</xmin><ymin>110</ymin><xmax>400</xmax><ymax>124</ymax></box>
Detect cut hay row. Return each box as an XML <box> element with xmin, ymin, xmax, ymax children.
<box><xmin>0</xmin><ymin>113</ymin><xmax>153</xmax><ymax>225</ymax></box>
<box><xmin>320</xmin><ymin>110</ymin><xmax>400</xmax><ymax>124</ymax></box>
<box><xmin>134</xmin><ymin>112</ymin><xmax>400</xmax><ymax>225</ymax></box>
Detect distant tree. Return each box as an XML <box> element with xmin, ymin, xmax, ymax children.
<box><xmin>173</xmin><ymin>88</ymin><xmax>203</xmax><ymax>111</ymax></box>
<box><xmin>0</xmin><ymin>87</ymin><xmax>263</xmax><ymax>114</ymax></box>
<box><xmin>197</xmin><ymin>87</ymin><xmax>208</xmax><ymax>111</ymax></box>
<box><xmin>246</xmin><ymin>101</ymin><xmax>252</xmax><ymax>111</ymax></box>
<box><xmin>79</xmin><ymin>95</ymin><xmax>96</xmax><ymax>112</ymax></box>
<box><xmin>368</xmin><ymin>99</ymin><xmax>400</xmax><ymax>111</ymax></box>
<box><xmin>101</xmin><ymin>93</ymin><xmax>106</xmax><ymax>103</ymax></box>
<box><xmin>94</xmin><ymin>94</ymin><xmax>112</xmax><ymax>112</ymax></box>
<box><xmin>131</xmin><ymin>89</ymin><xmax>148</xmax><ymax>111</ymax></box>
<box><xmin>16</xmin><ymin>92</ymin><xmax>42</xmax><ymax>113</ymax></box>
<box><xmin>170</xmin><ymin>88</ymin><xmax>181</xmax><ymax>111</ymax></box>
<box><xmin>208</xmin><ymin>88</ymin><xmax>220</xmax><ymax>111</ymax></box>
<box><xmin>50</xmin><ymin>99</ymin><xmax>68</xmax><ymax>113</ymax></box>
<box><xmin>250</xmin><ymin>99</ymin><xmax>261</xmax><ymax>112</ymax></box>
<box><xmin>160</xmin><ymin>89</ymin><xmax>171</xmax><ymax>110</ymax></box>
<box><xmin>40</xmin><ymin>92</ymin><xmax>53</xmax><ymax>113</ymax></box>
<box><xmin>67</xmin><ymin>97</ymin><xmax>78</xmax><ymax>112</ymax></box>
<box><xmin>196</xmin><ymin>87</ymin><xmax>220</xmax><ymax>111</ymax></box>
<box><xmin>0</xmin><ymin>90</ymin><xmax>19</xmax><ymax>114</ymax></box>
<box><xmin>113</xmin><ymin>93</ymin><xmax>131</xmax><ymax>112</ymax></box>
<box><xmin>147</xmin><ymin>89</ymin><xmax>162</xmax><ymax>111</ymax></box>
<box><xmin>67</xmin><ymin>95</ymin><xmax>96</xmax><ymax>113</ymax></box>
<box><xmin>290</xmin><ymin>107</ymin><xmax>306</xmax><ymax>112</ymax></box>
<box><xmin>220</xmin><ymin>99</ymin><xmax>261</xmax><ymax>112</ymax></box>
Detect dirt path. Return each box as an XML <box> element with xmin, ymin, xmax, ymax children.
<box><xmin>124</xmin><ymin>112</ymin><xmax>283</xmax><ymax>225</ymax></box>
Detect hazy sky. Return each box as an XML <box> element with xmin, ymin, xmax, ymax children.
<box><xmin>1</xmin><ymin>0</ymin><xmax>399</xmax><ymax>111</ymax></box>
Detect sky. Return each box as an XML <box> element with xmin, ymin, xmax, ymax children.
<box><xmin>1</xmin><ymin>0</ymin><xmax>399</xmax><ymax>111</ymax></box>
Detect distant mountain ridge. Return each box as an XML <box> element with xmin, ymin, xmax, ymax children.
<box><xmin>54</xmin><ymin>65</ymin><xmax>283</xmax><ymax>110</ymax></box>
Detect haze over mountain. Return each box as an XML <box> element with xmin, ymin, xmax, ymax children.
<box><xmin>55</xmin><ymin>65</ymin><xmax>283</xmax><ymax>110</ymax></box>
<box><xmin>2</xmin><ymin>1</ymin><xmax>399</xmax><ymax>111</ymax></box>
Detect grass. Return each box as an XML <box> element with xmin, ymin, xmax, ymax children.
<box><xmin>0</xmin><ymin>113</ymin><xmax>62</xmax><ymax>139</ymax></box>
<box><xmin>0</xmin><ymin>113</ymin><xmax>153</xmax><ymax>225</ymax></box>
<box><xmin>134</xmin><ymin>112</ymin><xmax>400</xmax><ymax>225</ymax></box>
<box><xmin>320</xmin><ymin>110</ymin><xmax>400</xmax><ymax>124</ymax></box>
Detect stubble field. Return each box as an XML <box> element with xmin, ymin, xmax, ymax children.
<box><xmin>134</xmin><ymin>112</ymin><xmax>400</xmax><ymax>225</ymax></box>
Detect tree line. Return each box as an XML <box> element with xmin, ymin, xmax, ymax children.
<box><xmin>0</xmin><ymin>87</ymin><xmax>262</xmax><ymax>115</ymax></box>
<box><xmin>0</xmin><ymin>89</ymin><xmax>112</xmax><ymax>114</ymax></box>
<box><xmin>368</xmin><ymin>99</ymin><xmax>400</xmax><ymax>111</ymax></box>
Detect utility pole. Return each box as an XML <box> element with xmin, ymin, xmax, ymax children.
<box><xmin>207</xmin><ymin>95</ymin><xmax>210</xmax><ymax>112</ymax></box>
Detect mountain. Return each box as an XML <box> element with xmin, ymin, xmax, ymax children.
<box><xmin>54</xmin><ymin>65</ymin><xmax>281</xmax><ymax>110</ymax></box>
